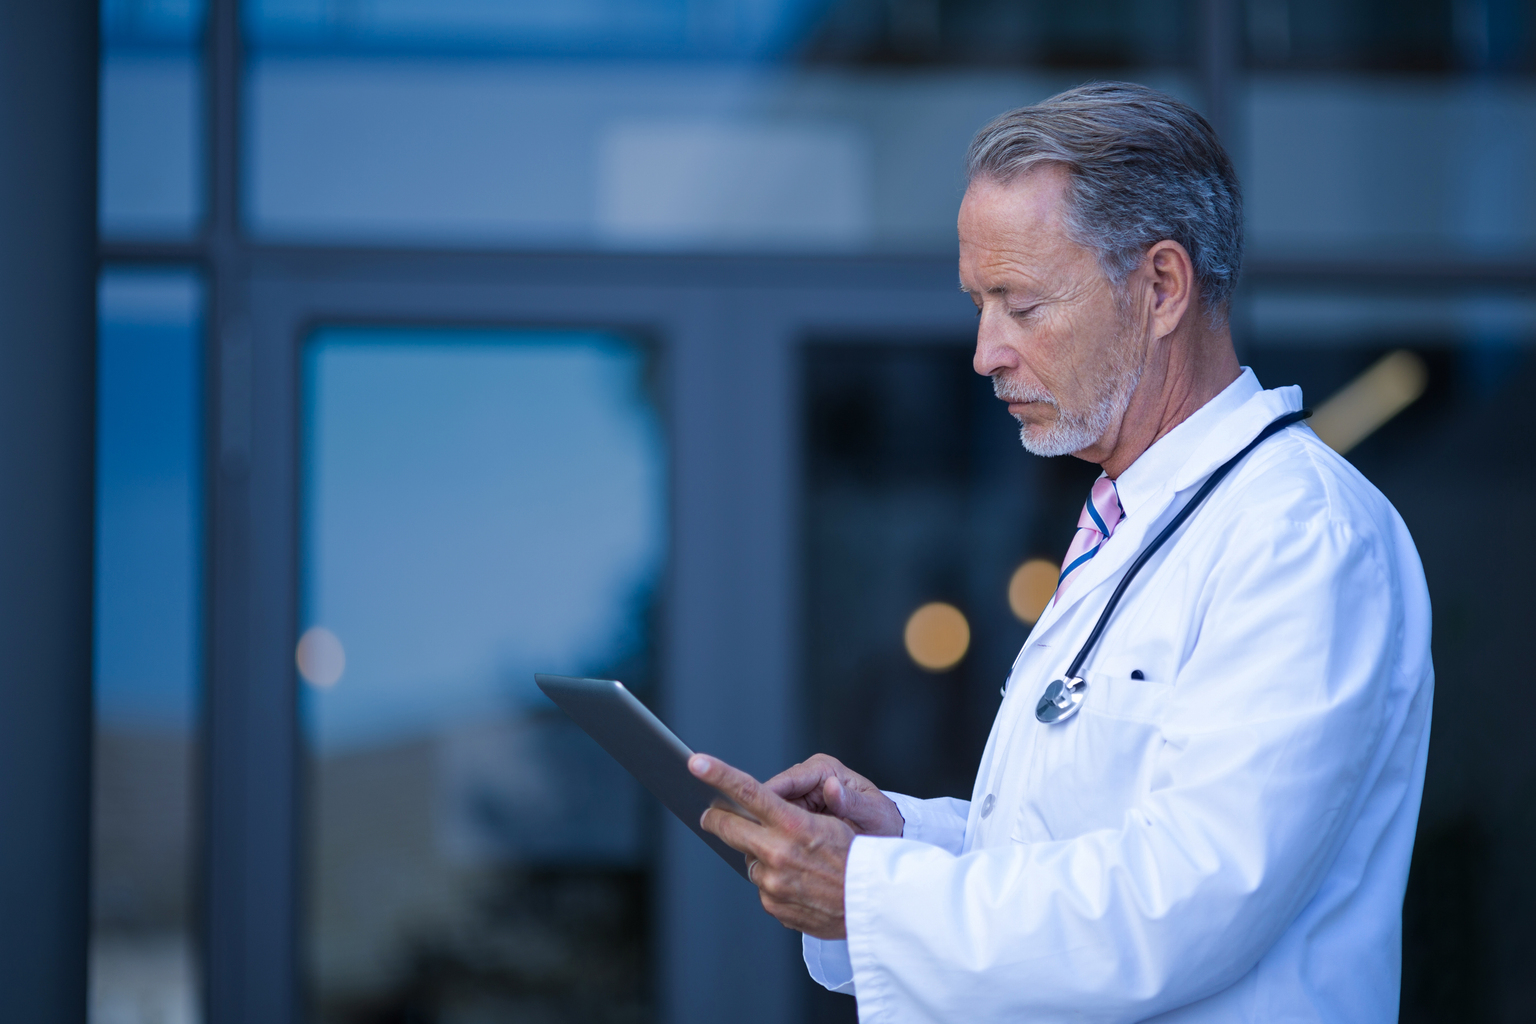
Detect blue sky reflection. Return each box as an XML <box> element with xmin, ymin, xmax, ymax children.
<box><xmin>302</xmin><ymin>330</ymin><xmax>666</xmax><ymax>753</ymax></box>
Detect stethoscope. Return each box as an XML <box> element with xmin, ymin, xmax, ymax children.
<box><xmin>1035</xmin><ymin>408</ymin><xmax>1313</xmax><ymax>725</ymax></box>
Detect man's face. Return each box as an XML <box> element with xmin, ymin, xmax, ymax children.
<box><xmin>960</xmin><ymin>166</ymin><xmax>1145</xmax><ymax>458</ymax></box>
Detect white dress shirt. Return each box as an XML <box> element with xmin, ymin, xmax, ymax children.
<box><xmin>804</xmin><ymin>370</ymin><xmax>1434</xmax><ymax>1023</ymax></box>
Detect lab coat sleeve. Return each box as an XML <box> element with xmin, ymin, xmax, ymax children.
<box><xmin>803</xmin><ymin>791</ymin><xmax>972</xmax><ymax>993</ymax></box>
<box><xmin>840</xmin><ymin>512</ymin><xmax>1425</xmax><ymax>1022</ymax></box>
<box><xmin>884</xmin><ymin>792</ymin><xmax>970</xmax><ymax>854</ymax></box>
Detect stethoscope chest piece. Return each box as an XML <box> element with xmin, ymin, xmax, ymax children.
<box><xmin>1036</xmin><ymin>677</ymin><xmax>1086</xmax><ymax>724</ymax></box>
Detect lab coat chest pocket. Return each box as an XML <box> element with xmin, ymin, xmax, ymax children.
<box><xmin>1014</xmin><ymin>652</ymin><xmax>1174</xmax><ymax>843</ymax></box>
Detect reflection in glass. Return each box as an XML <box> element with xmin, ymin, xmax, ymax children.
<box><xmin>99</xmin><ymin>0</ymin><xmax>205</xmax><ymax>239</ymax></box>
<box><xmin>91</xmin><ymin>269</ymin><xmax>205</xmax><ymax>1024</ymax></box>
<box><xmin>240</xmin><ymin>0</ymin><xmax>1207</xmax><ymax>252</ymax></box>
<box><xmin>301</xmin><ymin>328</ymin><xmax>665</xmax><ymax>1023</ymax></box>
<box><xmin>800</xmin><ymin>342</ymin><xmax>1092</xmax><ymax>1024</ymax></box>
<box><xmin>802</xmin><ymin>343</ymin><xmax>1090</xmax><ymax>804</ymax></box>
<box><xmin>246</xmin><ymin>0</ymin><xmax>822</xmax><ymax>58</ymax></box>
<box><xmin>102</xmin><ymin>0</ymin><xmax>205</xmax><ymax>46</ymax></box>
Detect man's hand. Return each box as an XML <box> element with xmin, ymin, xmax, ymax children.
<box><xmin>690</xmin><ymin>754</ymin><xmax>854</xmax><ymax>940</ymax></box>
<box><xmin>766</xmin><ymin>753</ymin><xmax>905</xmax><ymax>838</ymax></box>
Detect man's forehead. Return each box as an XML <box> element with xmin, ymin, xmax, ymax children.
<box><xmin>958</xmin><ymin>166</ymin><xmax>1081</xmax><ymax>288</ymax></box>
<box><xmin>963</xmin><ymin>167</ymin><xmax>1072</xmax><ymax>240</ymax></box>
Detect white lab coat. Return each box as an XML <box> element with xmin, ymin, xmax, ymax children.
<box><xmin>804</xmin><ymin>370</ymin><xmax>1434</xmax><ymax>1023</ymax></box>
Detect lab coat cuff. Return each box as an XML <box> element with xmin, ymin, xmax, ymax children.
<box><xmin>883</xmin><ymin>791</ymin><xmax>969</xmax><ymax>853</ymax></box>
<box><xmin>844</xmin><ymin>833</ymin><xmax>943</xmax><ymax>1020</ymax></box>
<box><xmin>883</xmin><ymin>791</ymin><xmax>920</xmax><ymax>838</ymax></box>
<box><xmin>801</xmin><ymin>934</ymin><xmax>856</xmax><ymax>995</ymax></box>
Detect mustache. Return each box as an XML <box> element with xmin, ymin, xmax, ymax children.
<box><xmin>991</xmin><ymin>372</ymin><xmax>1056</xmax><ymax>406</ymax></box>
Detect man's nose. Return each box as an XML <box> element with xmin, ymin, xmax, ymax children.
<box><xmin>972</xmin><ymin>310</ymin><xmax>1017</xmax><ymax>378</ymax></box>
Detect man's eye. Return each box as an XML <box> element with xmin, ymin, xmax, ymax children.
<box><xmin>1010</xmin><ymin>306</ymin><xmax>1038</xmax><ymax>320</ymax></box>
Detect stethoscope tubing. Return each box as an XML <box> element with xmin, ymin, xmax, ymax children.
<box><xmin>1061</xmin><ymin>408</ymin><xmax>1314</xmax><ymax>682</ymax></box>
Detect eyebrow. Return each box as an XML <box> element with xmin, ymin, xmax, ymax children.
<box><xmin>957</xmin><ymin>280</ymin><xmax>1013</xmax><ymax>296</ymax></box>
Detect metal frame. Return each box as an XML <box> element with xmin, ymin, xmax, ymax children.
<box><xmin>92</xmin><ymin>1</ymin><xmax>1536</xmax><ymax>1022</ymax></box>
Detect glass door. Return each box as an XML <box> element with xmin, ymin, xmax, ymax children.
<box><xmin>300</xmin><ymin>326</ymin><xmax>666</xmax><ymax>1023</ymax></box>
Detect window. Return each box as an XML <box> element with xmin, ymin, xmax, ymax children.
<box><xmin>92</xmin><ymin>268</ymin><xmax>205</xmax><ymax>1024</ymax></box>
<box><xmin>300</xmin><ymin>328</ymin><xmax>666</xmax><ymax>1022</ymax></box>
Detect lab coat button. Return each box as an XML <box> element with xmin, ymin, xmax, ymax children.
<box><xmin>981</xmin><ymin>793</ymin><xmax>996</xmax><ymax>817</ymax></box>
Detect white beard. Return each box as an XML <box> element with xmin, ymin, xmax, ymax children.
<box><xmin>992</xmin><ymin>352</ymin><xmax>1143</xmax><ymax>458</ymax></box>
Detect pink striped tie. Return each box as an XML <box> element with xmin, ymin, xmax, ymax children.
<box><xmin>1055</xmin><ymin>475</ymin><xmax>1124</xmax><ymax>603</ymax></box>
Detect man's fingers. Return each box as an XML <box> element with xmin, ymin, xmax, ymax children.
<box><xmin>819</xmin><ymin>774</ymin><xmax>903</xmax><ymax>837</ymax></box>
<box><xmin>765</xmin><ymin>760</ymin><xmax>830</xmax><ymax>802</ymax></box>
<box><xmin>700</xmin><ymin>803</ymin><xmax>771</xmax><ymax>858</ymax></box>
<box><xmin>689</xmin><ymin>754</ymin><xmax>803</xmax><ymax>830</ymax></box>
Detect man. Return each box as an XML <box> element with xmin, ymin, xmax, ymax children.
<box><xmin>690</xmin><ymin>82</ymin><xmax>1433</xmax><ymax>1022</ymax></box>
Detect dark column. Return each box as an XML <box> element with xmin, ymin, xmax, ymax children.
<box><xmin>661</xmin><ymin>298</ymin><xmax>798</xmax><ymax>1024</ymax></box>
<box><xmin>0</xmin><ymin>1</ymin><xmax>99</xmax><ymax>1021</ymax></box>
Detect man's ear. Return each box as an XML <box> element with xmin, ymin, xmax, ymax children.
<box><xmin>1145</xmin><ymin>239</ymin><xmax>1196</xmax><ymax>340</ymax></box>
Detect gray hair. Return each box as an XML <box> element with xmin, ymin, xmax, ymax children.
<box><xmin>966</xmin><ymin>82</ymin><xmax>1242</xmax><ymax>325</ymax></box>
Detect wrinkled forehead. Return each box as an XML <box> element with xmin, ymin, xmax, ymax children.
<box><xmin>958</xmin><ymin>166</ymin><xmax>1091</xmax><ymax>288</ymax></box>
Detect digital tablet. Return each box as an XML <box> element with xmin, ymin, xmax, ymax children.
<box><xmin>534</xmin><ymin>674</ymin><xmax>751</xmax><ymax>880</ymax></box>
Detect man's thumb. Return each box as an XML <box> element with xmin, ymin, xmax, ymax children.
<box><xmin>824</xmin><ymin>776</ymin><xmax>851</xmax><ymax>817</ymax></box>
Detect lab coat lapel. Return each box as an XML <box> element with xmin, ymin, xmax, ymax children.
<box><xmin>1025</xmin><ymin>489</ymin><xmax>1169</xmax><ymax>645</ymax></box>
<box><xmin>1022</xmin><ymin>385</ymin><xmax>1306</xmax><ymax>647</ymax></box>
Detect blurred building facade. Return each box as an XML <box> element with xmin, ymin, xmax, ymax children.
<box><xmin>94</xmin><ymin>1</ymin><xmax>1535</xmax><ymax>1022</ymax></box>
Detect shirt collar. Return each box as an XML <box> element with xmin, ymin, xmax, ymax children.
<box><xmin>1109</xmin><ymin>367</ymin><xmax>1264</xmax><ymax>520</ymax></box>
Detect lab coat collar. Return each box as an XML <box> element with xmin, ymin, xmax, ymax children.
<box><xmin>1024</xmin><ymin>370</ymin><xmax>1305</xmax><ymax>646</ymax></box>
<box><xmin>1171</xmin><ymin>377</ymin><xmax>1304</xmax><ymax>492</ymax></box>
<box><xmin>1110</xmin><ymin>368</ymin><xmax>1263</xmax><ymax>520</ymax></box>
